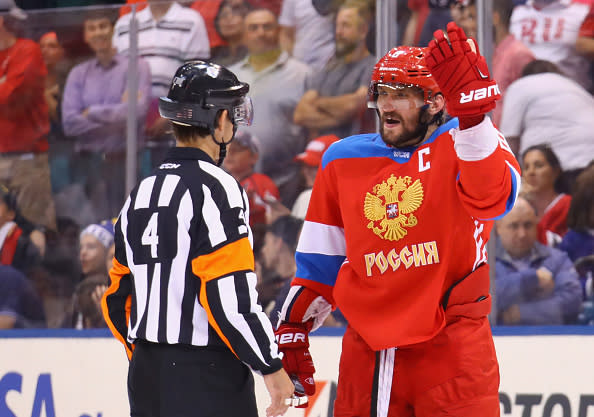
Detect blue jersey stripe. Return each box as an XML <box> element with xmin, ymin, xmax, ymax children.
<box><xmin>295</xmin><ymin>252</ymin><xmax>345</xmax><ymax>287</ymax></box>
<box><xmin>488</xmin><ymin>162</ymin><xmax>521</xmax><ymax>221</ymax></box>
<box><xmin>321</xmin><ymin>118</ymin><xmax>459</xmax><ymax>169</ymax></box>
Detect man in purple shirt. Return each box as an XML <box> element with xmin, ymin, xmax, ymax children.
<box><xmin>62</xmin><ymin>9</ymin><xmax>151</xmax><ymax>222</ymax></box>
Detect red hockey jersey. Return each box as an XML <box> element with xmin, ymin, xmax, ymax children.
<box><xmin>292</xmin><ymin>117</ymin><xmax>521</xmax><ymax>350</ymax></box>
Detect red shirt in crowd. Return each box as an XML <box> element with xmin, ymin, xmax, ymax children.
<box><xmin>0</xmin><ymin>39</ymin><xmax>49</xmax><ymax>153</ymax></box>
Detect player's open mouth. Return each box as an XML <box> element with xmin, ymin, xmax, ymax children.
<box><xmin>384</xmin><ymin>118</ymin><xmax>400</xmax><ymax>128</ymax></box>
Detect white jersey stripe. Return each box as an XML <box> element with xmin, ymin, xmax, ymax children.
<box><xmin>218</xmin><ymin>275</ymin><xmax>268</xmax><ymax>365</ymax></box>
<box><xmin>377</xmin><ymin>348</ymin><xmax>396</xmax><ymax>417</ymax></box>
<box><xmin>158</xmin><ymin>174</ymin><xmax>180</xmax><ymax>207</ymax></box>
<box><xmin>191</xmin><ymin>297</ymin><xmax>209</xmax><ymax>346</ymax></box>
<box><xmin>297</xmin><ymin>221</ymin><xmax>346</xmax><ymax>256</ymax></box>
<box><xmin>199</xmin><ymin>160</ymin><xmax>244</xmax><ymax>208</ymax></box>
<box><xmin>167</xmin><ymin>190</ymin><xmax>193</xmax><ymax>343</ymax></box>
<box><xmin>118</xmin><ymin>197</ymin><xmax>134</xmax><ymax>337</ymax></box>
<box><xmin>134</xmin><ymin>176</ymin><xmax>156</xmax><ymax>209</ymax></box>
<box><xmin>202</xmin><ymin>185</ymin><xmax>227</xmax><ymax>247</ymax></box>
<box><xmin>242</xmin><ymin>189</ymin><xmax>254</xmax><ymax>248</ymax></box>
<box><xmin>247</xmin><ymin>272</ymin><xmax>279</xmax><ymax>360</ymax></box>
<box><xmin>145</xmin><ymin>263</ymin><xmax>162</xmax><ymax>341</ymax></box>
<box><xmin>129</xmin><ymin>264</ymin><xmax>147</xmax><ymax>340</ymax></box>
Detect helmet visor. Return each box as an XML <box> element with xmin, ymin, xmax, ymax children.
<box><xmin>368</xmin><ymin>83</ymin><xmax>426</xmax><ymax>110</ymax></box>
<box><xmin>233</xmin><ymin>96</ymin><xmax>253</xmax><ymax>126</ymax></box>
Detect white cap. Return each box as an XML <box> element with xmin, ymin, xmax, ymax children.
<box><xmin>0</xmin><ymin>0</ymin><xmax>27</xmax><ymax>20</ymax></box>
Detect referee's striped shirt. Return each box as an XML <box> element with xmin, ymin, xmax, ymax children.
<box><xmin>101</xmin><ymin>147</ymin><xmax>283</xmax><ymax>375</ymax></box>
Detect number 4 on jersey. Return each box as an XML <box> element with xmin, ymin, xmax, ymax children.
<box><xmin>142</xmin><ymin>213</ymin><xmax>159</xmax><ymax>258</ymax></box>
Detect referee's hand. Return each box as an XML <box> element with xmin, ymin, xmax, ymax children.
<box><xmin>263</xmin><ymin>368</ymin><xmax>295</xmax><ymax>416</ymax></box>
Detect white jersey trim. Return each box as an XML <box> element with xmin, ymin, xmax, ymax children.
<box><xmin>297</xmin><ymin>221</ymin><xmax>346</xmax><ymax>256</ymax></box>
<box><xmin>452</xmin><ymin>116</ymin><xmax>499</xmax><ymax>161</ymax></box>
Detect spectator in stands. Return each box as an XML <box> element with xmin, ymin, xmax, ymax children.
<box><xmin>39</xmin><ymin>216</ymin><xmax>81</xmax><ymax>327</ymax></box>
<box><xmin>0</xmin><ymin>184</ymin><xmax>42</xmax><ymax>276</ymax></box>
<box><xmin>40</xmin><ymin>31</ymin><xmax>75</xmax><ymax>197</ymax></box>
<box><xmin>453</xmin><ymin>0</ymin><xmax>535</xmax><ymax>125</ymax></box>
<box><xmin>257</xmin><ymin>215</ymin><xmax>302</xmax><ymax>317</ymax></box>
<box><xmin>559</xmin><ymin>162</ymin><xmax>594</xmax><ymax>300</ymax></box>
<box><xmin>191</xmin><ymin>0</ymin><xmax>226</xmax><ymax>51</ymax></box>
<box><xmin>521</xmin><ymin>144</ymin><xmax>571</xmax><ymax>247</ymax></box>
<box><xmin>79</xmin><ymin>220</ymin><xmax>114</xmax><ymax>280</ymax></box>
<box><xmin>500</xmin><ymin>59</ymin><xmax>594</xmax><ymax>181</ymax></box>
<box><xmin>62</xmin><ymin>9</ymin><xmax>151</xmax><ymax>222</ymax></box>
<box><xmin>222</xmin><ymin>130</ymin><xmax>280</xmax><ymax>229</ymax></box>
<box><xmin>61</xmin><ymin>219</ymin><xmax>114</xmax><ymax>329</ymax></box>
<box><xmin>279</xmin><ymin>0</ymin><xmax>335</xmax><ymax>70</ymax></box>
<box><xmin>510</xmin><ymin>0</ymin><xmax>593</xmax><ymax>91</ymax></box>
<box><xmin>293</xmin><ymin>1</ymin><xmax>376</xmax><ymax>141</ymax></box>
<box><xmin>63</xmin><ymin>275</ymin><xmax>108</xmax><ymax>329</ymax></box>
<box><xmin>402</xmin><ymin>0</ymin><xmax>429</xmax><ymax>46</ymax></box>
<box><xmin>0</xmin><ymin>265</ymin><xmax>46</xmax><ymax>329</ymax></box>
<box><xmin>291</xmin><ymin>134</ymin><xmax>339</xmax><ymax>219</ymax></box>
<box><xmin>495</xmin><ymin>196</ymin><xmax>582</xmax><ymax>325</ymax></box>
<box><xmin>211</xmin><ymin>0</ymin><xmax>249</xmax><ymax>66</ymax></box>
<box><xmin>230</xmin><ymin>8</ymin><xmax>310</xmax><ymax>206</ymax></box>
<box><xmin>39</xmin><ymin>31</ymin><xmax>66</xmax><ymax>133</ymax></box>
<box><xmin>113</xmin><ymin>0</ymin><xmax>210</xmax><ymax>168</ymax></box>
<box><xmin>0</xmin><ymin>0</ymin><xmax>57</xmax><ymax>232</ymax></box>
<box><xmin>418</xmin><ymin>0</ymin><xmax>454</xmax><ymax>46</ymax></box>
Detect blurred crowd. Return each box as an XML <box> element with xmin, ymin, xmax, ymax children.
<box><xmin>0</xmin><ymin>0</ymin><xmax>592</xmax><ymax>329</ymax></box>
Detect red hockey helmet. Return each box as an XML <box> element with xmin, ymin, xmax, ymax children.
<box><xmin>368</xmin><ymin>46</ymin><xmax>440</xmax><ymax>109</ymax></box>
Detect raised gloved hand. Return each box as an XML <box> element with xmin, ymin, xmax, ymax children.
<box><xmin>275</xmin><ymin>321</ymin><xmax>315</xmax><ymax>408</ymax></box>
<box><xmin>425</xmin><ymin>22</ymin><xmax>500</xmax><ymax>123</ymax></box>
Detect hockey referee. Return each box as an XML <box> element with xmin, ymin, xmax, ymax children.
<box><xmin>101</xmin><ymin>61</ymin><xmax>295</xmax><ymax>417</ymax></box>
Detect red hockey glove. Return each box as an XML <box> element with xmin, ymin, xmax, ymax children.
<box><xmin>275</xmin><ymin>321</ymin><xmax>315</xmax><ymax>407</ymax></box>
<box><xmin>425</xmin><ymin>22</ymin><xmax>500</xmax><ymax>122</ymax></box>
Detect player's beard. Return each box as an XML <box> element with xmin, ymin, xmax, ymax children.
<box><xmin>379</xmin><ymin>112</ymin><xmax>426</xmax><ymax>148</ymax></box>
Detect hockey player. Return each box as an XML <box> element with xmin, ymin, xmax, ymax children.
<box><xmin>274</xmin><ymin>22</ymin><xmax>521</xmax><ymax>417</ymax></box>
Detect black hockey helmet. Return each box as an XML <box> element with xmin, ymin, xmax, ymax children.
<box><xmin>159</xmin><ymin>60</ymin><xmax>253</xmax><ymax>129</ymax></box>
<box><xmin>159</xmin><ymin>60</ymin><xmax>253</xmax><ymax>165</ymax></box>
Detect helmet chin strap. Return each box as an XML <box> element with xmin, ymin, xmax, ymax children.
<box><xmin>210</xmin><ymin>123</ymin><xmax>238</xmax><ymax>167</ymax></box>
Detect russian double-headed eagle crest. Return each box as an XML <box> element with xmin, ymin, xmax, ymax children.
<box><xmin>364</xmin><ymin>175</ymin><xmax>424</xmax><ymax>241</ymax></box>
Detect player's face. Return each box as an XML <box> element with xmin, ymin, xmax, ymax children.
<box><xmin>496</xmin><ymin>200</ymin><xmax>538</xmax><ymax>259</ymax></box>
<box><xmin>376</xmin><ymin>84</ymin><xmax>425</xmax><ymax>148</ymax></box>
<box><xmin>80</xmin><ymin>234</ymin><xmax>107</xmax><ymax>276</ymax></box>
<box><xmin>84</xmin><ymin>18</ymin><xmax>114</xmax><ymax>54</ymax></box>
<box><xmin>522</xmin><ymin>149</ymin><xmax>558</xmax><ymax>193</ymax></box>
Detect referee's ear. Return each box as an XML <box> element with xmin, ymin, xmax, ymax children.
<box><xmin>215</xmin><ymin>110</ymin><xmax>234</xmax><ymax>143</ymax></box>
<box><xmin>214</xmin><ymin>109</ymin><xmax>229</xmax><ymax>129</ymax></box>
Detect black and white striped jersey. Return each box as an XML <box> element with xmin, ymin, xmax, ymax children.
<box><xmin>102</xmin><ymin>147</ymin><xmax>283</xmax><ymax>375</ymax></box>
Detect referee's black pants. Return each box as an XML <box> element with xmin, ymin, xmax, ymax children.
<box><xmin>128</xmin><ymin>340</ymin><xmax>258</xmax><ymax>417</ymax></box>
